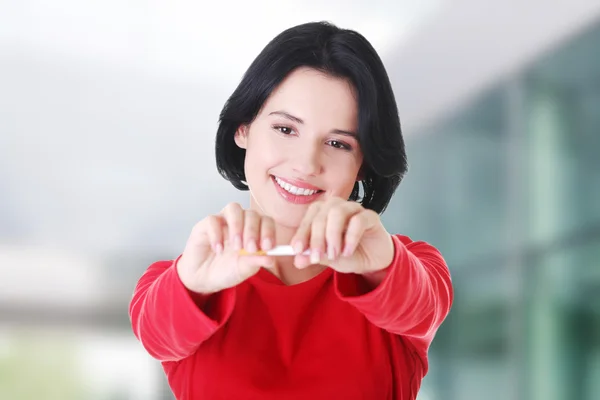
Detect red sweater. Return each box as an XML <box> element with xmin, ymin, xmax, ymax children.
<box><xmin>129</xmin><ymin>234</ymin><xmax>453</xmax><ymax>400</ymax></box>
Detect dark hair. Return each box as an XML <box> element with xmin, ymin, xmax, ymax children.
<box><xmin>215</xmin><ymin>21</ymin><xmax>407</xmax><ymax>214</ymax></box>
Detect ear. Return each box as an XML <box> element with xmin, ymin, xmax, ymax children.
<box><xmin>234</xmin><ymin>125</ymin><xmax>248</xmax><ymax>149</ymax></box>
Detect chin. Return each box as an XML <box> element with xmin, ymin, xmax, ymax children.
<box><xmin>268</xmin><ymin>201</ymin><xmax>310</xmax><ymax>229</ymax></box>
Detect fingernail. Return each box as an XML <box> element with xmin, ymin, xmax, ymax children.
<box><xmin>293</xmin><ymin>241</ymin><xmax>304</xmax><ymax>255</ymax></box>
<box><xmin>234</xmin><ymin>235</ymin><xmax>242</xmax><ymax>251</ymax></box>
<box><xmin>328</xmin><ymin>246</ymin><xmax>336</xmax><ymax>260</ymax></box>
<box><xmin>215</xmin><ymin>243</ymin><xmax>223</xmax><ymax>253</ymax></box>
<box><xmin>247</xmin><ymin>240</ymin><xmax>257</xmax><ymax>253</ymax></box>
<box><xmin>262</xmin><ymin>238</ymin><xmax>272</xmax><ymax>250</ymax></box>
<box><xmin>343</xmin><ymin>245</ymin><xmax>352</xmax><ymax>257</ymax></box>
<box><xmin>310</xmin><ymin>249</ymin><xmax>320</xmax><ymax>264</ymax></box>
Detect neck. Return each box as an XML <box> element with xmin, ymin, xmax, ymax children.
<box><xmin>271</xmin><ymin>223</ymin><xmax>291</xmax><ymax>246</ymax></box>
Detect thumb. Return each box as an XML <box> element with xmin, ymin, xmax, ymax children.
<box><xmin>237</xmin><ymin>255</ymin><xmax>274</xmax><ymax>279</ymax></box>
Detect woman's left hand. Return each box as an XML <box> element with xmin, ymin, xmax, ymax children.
<box><xmin>290</xmin><ymin>197</ymin><xmax>394</xmax><ymax>274</ymax></box>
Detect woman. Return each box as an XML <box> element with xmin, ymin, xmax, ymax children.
<box><xmin>129</xmin><ymin>21</ymin><xmax>453</xmax><ymax>400</ymax></box>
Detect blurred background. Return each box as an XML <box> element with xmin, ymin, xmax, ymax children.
<box><xmin>1</xmin><ymin>0</ymin><xmax>599</xmax><ymax>399</ymax></box>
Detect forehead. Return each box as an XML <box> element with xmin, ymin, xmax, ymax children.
<box><xmin>261</xmin><ymin>67</ymin><xmax>358</xmax><ymax>129</ymax></box>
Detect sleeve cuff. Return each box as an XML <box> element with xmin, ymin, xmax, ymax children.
<box><xmin>168</xmin><ymin>255</ymin><xmax>236</xmax><ymax>335</ymax></box>
<box><xmin>333</xmin><ymin>234</ymin><xmax>404</xmax><ymax>304</ymax></box>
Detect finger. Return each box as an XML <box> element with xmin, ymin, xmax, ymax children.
<box><xmin>238</xmin><ymin>255</ymin><xmax>274</xmax><ymax>279</ymax></box>
<box><xmin>342</xmin><ymin>209</ymin><xmax>378</xmax><ymax>257</ymax></box>
<box><xmin>184</xmin><ymin>222</ymin><xmax>210</xmax><ymax>264</ymax></box>
<box><xmin>291</xmin><ymin>201</ymin><xmax>322</xmax><ymax>254</ymax></box>
<box><xmin>293</xmin><ymin>250</ymin><xmax>331</xmax><ymax>269</ymax></box>
<box><xmin>309</xmin><ymin>209</ymin><xmax>328</xmax><ymax>264</ymax></box>
<box><xmin>242</xmin><ymin>210</ymin><xmax>260</xmax><ymax>253</ymax></box>
<box><xmin>325</xmin><ymin>203</ymin><xmax>361</xmax><ymax>260</ymax></box>
<box><xmin>260</xmin><ymin>216</ymin><xmax>275</xmax><ymax>251</ymax></box>
<box><xmin>204</xmin><ymin>215</ymin><xmax>226</xmax><ymax>253</ymax></box>
<box><xmin>221</xmin><ymin>202</ymin><xmax>244</xmax><ymax>250</ymax></box>
<box><xmin>293</xmin><ymin>254</ymin><xmax>312</xmax><ymax>269</ymax></box>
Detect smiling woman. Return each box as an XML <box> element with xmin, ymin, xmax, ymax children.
<box><xmin>234</xmin><ymin>68</ymin><xmax>363</xmax><ymax>217</ymax></box>
<box><xmin>129</xmin><ymin>21</ymin><xmax>453</xmax><ymax>400</ymax></box>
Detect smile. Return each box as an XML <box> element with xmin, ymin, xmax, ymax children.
<box><xmin>273</xmin><ymin>176</ymin><xmax>323</xmax><ymax>196</ymax></box>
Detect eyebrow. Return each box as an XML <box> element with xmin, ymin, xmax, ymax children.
<box><xmin>268</xmin><ymin>110</ymin><xmax>357</xmax><ymax>137</ymax></box>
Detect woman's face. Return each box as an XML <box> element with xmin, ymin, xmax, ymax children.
<box><xmin>234</xmin><ymin>67</ymin><xmax>363</xmax><ymax>229</ymax></box>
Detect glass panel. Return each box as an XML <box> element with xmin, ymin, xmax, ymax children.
<box><xmin>400</xmin><ymin>18</ymin><xmax>600</xmax><ymax>400</ymax></box>
<box><xmin>386</xmin><ymin>86</ymin><xmax>510</xmax><ymax>268</ymax></box>
<box><xmin>521</xmin><ymin>21</ymin><xmax>600</xmax><ymax>400</ymax></box>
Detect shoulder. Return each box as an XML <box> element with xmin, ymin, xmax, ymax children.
<box><xmin>391</xmin><ymin>234</ymin><xmax>444</xmax><ymax>256</ymax></box>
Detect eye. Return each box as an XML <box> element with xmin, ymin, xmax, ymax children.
<box><xmin>328</xmin><ymin>140</ymin><xmax>352</xmax><ymax>151</ymax></box>
<box><xmin>274</xmin><ymin>126</ymin><xmax>294</xmax><ymax>135</ymax></box>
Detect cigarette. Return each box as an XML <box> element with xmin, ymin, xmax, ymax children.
<box><xmin>239</xmin><ymin>245</ymin><xmax>310</xmax><ymax>256</ymax></box>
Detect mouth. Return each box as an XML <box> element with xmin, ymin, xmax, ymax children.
<box><xmin>271</xmin><ymin>175</ymin><xmax>324</xmax><ymax>204</ymax></box>
<box><xmin>272</xmin><ymin>175</ymin><xmax>323</xmax><ymax>195</ymax></box>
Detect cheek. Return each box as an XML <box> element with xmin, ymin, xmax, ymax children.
<box><xmin>325</xmin><ymin>156</ymin><xmax>361</xmax><ymax>193</ymax></box>
<box><xmin>244</xmin><ymin>132</ymin><xmax>282</xmax><ymax>174</ymax></box>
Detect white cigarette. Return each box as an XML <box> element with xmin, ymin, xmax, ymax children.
<box><xmin>239</xmin><ymin>245</ymin><xmax>310</xmax><ymax>256</ymax></box>
<box><xmin>266</xmin><ymin>245</ymin><xmax>310</xmax><ymax>256</ymax></box>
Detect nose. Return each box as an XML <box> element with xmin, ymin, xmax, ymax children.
<box><xmin>291</xmin><ymin>141</ymin><xmax>323</xmax><ymax>177</ymax></box>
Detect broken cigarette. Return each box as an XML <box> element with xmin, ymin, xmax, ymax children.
<box><xmin>239</xmin><ymin>245</ymin><xmax>310</xmax><ymax>256</ymax></box>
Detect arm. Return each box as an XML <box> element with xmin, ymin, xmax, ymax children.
<box><xmin>334</xmin><ymin>234</ymin><xmax>453</xmax><ymax>344</ymax></box>
<box><xmin>128</xmin><ymin>256</ymin><xmax>236</xmax><ymax>362</ymax></box>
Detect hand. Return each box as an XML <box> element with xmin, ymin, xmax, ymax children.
<box><xmin>290</xmin><ymin>197</ymin><xmax>394</xmax><ymax>274</ymax></box>
<box><xmin>177</xmin><ymin>202</ymin><xmax>276</xmax><ymax>294</ymax></box>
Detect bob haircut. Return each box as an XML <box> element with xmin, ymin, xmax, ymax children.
<box><xmin>215</xmin><ymin>21</ymin><xmax>407</xmax><ymax>214</ymax></box>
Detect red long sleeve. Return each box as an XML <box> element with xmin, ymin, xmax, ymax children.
<box><xmin>128</xmin><ymin>257</ymin><xmax>236</xmax><ymax>362</ymax></box>
<box><xmin>334</xmin><ymin>235</ymin><xmax>453</xmax><ymax>364</ymax></box>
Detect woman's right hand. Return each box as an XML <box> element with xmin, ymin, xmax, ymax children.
<box><xmin>176</xmin><ymin>202</ymin><xmax>276</xmax><ymax>294</ymax></box>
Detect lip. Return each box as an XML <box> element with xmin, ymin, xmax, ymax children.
<box><xmin>271</xmin><ymin>175</ymin><xmax>324</xmax><ymax>205</ymax></box>
<box><xmin>272</xmin><ymin>175</ymin><xmax>322</xmax><ymax>191</ymax></box>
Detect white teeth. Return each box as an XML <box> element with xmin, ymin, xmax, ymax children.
<box><xmin>274</xmin><ymin>177</ymin><xmax>318</xmax><ymax>196</ymax></box>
